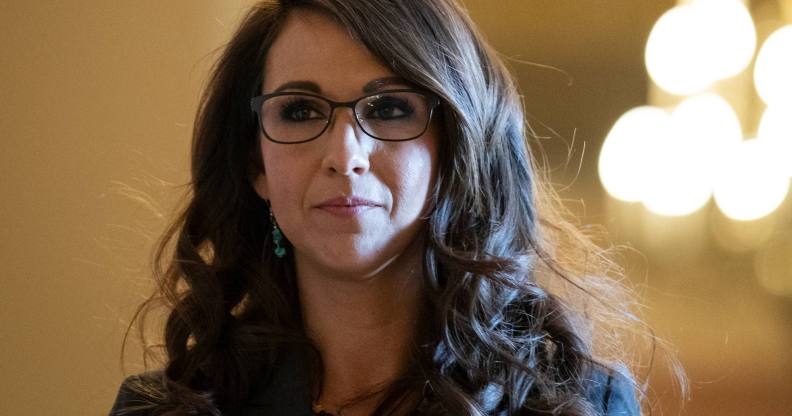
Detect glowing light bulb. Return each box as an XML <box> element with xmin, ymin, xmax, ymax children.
<box><xmin>646</xmin><ymin>0</ymin><xmax>756</xmax><ymax>95</ymax></box>
<box><xmin>713</xmin><ymin>138</ymin><xmax>790</xmax><ymax>221</ymax></box>
<box><xmin>755</xmin><ymin>25</ymin><xmax>792</xmax><ymax>107</ymax></box>
<box><xmin>642</xmin><ymin>94</ymin><xmax>742</xmax><ymax>217</ymax></box>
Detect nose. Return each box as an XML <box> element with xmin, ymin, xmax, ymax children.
<box><xmin>320</xmin><ymin>108</ymin><xmax>371</xmax><ymax>176</ymax></box>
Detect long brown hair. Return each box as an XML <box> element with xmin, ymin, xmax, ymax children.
<box><xmin>121</xmin><ymin>1</ymin><xmax>673</xmax><ymax>414</ymax></box>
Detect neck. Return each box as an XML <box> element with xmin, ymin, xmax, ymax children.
<box><xmin>296</xmin><ymin>245</ymin><xmax>425</xmax><ymax>415</ymax></box>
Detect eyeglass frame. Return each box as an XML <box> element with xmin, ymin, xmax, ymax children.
<box><xmin>249</xmin><ymin>88</ymin><xmax>441</xmax><ymax>144</ymax></box>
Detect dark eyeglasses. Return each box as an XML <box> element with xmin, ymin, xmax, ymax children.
<box><xmin>249</xmin><ymin>89</ymin><xmax>440</xmax><ymax>144</ymax></box>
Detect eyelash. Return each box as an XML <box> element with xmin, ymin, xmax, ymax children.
<box><xmin>278</xmin><ymin>97</ymin><xmax>415</xmax><ymax>123</ymax></box>
<box><xmin>279</xmin><ymin>99</ymin><xmax>325</xmax><ymax>122</ymax></box>
<box><xmin>364</xmin><ymin>98</ymin><xmax>415</xmax><ymax>120</ymax></box>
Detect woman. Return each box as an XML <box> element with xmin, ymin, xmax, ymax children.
<box><xmin>111</xmin><ymin>0</ymin><xmax>654</xmax><ymax>415</ymax></box>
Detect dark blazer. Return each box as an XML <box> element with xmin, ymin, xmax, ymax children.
<box><xmin>110</xmin><ymin>351</ymin><xmax>640</xmax><ymax>416</ymax></box>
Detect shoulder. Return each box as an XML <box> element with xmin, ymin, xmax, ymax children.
<box><xmin>109</xmin><ymin>371</ymin><xmax>163</xmax><ymax>416</ymax></box>
<box><xmin>585</xmin><ymin>366</ymin><xmax>641</xmax><ymax>416</ymax></box>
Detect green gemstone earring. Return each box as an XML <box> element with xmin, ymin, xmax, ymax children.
<box><xmin>267</xmin><ymin>201</ymin><xmax>287</xmax><ymax>258</ymax></box>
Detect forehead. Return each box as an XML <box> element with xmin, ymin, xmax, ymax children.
<box><xmin>262</xmin><ymin>10</ymin><xmax>397</xmax><ymax>99</ymax></box>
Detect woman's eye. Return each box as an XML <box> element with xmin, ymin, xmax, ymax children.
<box><xmin>281</xmin><ymin>101</ymin><xmax>324</xmax><ymax>122</ymax></box>
<box><xmin>366</xmin><ymin>98</ymin><xmax>414</xmax><ymax>120</ymax></box>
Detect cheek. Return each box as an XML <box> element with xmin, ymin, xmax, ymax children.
<box><xmin>260</xmin><ymin>145</ymin><xmax>309</xmax><ymax>211</ymax></box>
<box><xmin>388</xmin><ymin>142</ymin><xmax>438</xmax><ymax>216</ymax></box>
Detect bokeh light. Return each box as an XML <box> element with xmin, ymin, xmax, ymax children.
<box><xmin>758</xmin><ymin>105</ymin><xmax>792</xmax><ymax>177</ymax></box>
<box><xmin>713</xmin><ymin>138</ymin><xmax>790</xmax><ymax>221</ymax></box>
<box><xmin>694</xmin><ymin>0</ymin><xmax>757</xmax><ymax>81</ymax></box>
<box><xmin>645</xmin><ymin>0</ymin><xmax>756</xmax><ymax>95</ymax></box>
<box><xmin>642</xmin><ymin>95</ymin><xmax>742</xmax><ymax>217</ymax></box>
<box><xmin>754</xmin><ymin>25</ymin><xmax>792</xmax><ymax>107</ymax></box>
<box><xmin>598</xmin><ymin>106</ymin><xmax>669</xmax><ymax>202</ymax></box>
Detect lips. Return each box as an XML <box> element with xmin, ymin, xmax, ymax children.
<box><xmin>315</xmin><ymin>196</ymin><xmax>381</xmax><ymax>217</ymax></box>
<box><xmin>317</xmin><ymin>196</ymin><xmax>380</xmax><ymax>208</ymax></box>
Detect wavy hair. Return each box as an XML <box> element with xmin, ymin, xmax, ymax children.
<box><xmin>121</xmin><ymin>0</ymin><xmax>671</xmax><ymax>415</ymax></box>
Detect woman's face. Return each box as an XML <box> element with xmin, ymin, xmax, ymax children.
<box><xmin>253</xmin><ymin>10</ymin><xmax>439</xmax><ymax>279</ymax></box>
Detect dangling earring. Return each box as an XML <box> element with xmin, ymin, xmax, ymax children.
<box><xmin>267</xmin><ymin>201</ymin><xmax>287</xmax><ymax>258</ymax></box>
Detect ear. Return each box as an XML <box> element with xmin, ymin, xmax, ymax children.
<box><xmin>252</xmin><ymin>171</ymin><xmax>269</xmax><ymax>200</ymax></box>
<box><xmin>248</xmin><ymin>146</ymin><xmax>269</xmax><ymax>200</ymax></box>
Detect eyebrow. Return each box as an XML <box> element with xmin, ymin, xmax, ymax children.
<box><xmin>362</xmin><ymin>76</ymin><xmax>411</xmax><ymax>93</ymax></box>
<box><xmin>271</xmin><ymin>76</ymin><xmax>411</xmax><ymax>95</ymax></box>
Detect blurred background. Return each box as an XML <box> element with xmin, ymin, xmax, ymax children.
<box><xmin>1</xmin><ymin>0</ymin><xmax>790</xmax><ymax>414</ymax></box>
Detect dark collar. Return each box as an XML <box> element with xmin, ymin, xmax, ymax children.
<box><xmin>233</xmin><ymin>351</ymin><xmax>631</xmax><ymax>416</ymax></box>
<box><xmin>239</xmin><ymin>347</ymin><xmax>315</xmax><ymax>416</ymax></box>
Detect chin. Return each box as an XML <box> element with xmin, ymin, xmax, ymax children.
<box><xmin>324</xmin><ymin>250</ymin><xmax>398</xmax><ymax>279</ymax></box>
<box><xmin>298</xmin><ymin>238</ymin><xmax>416</xmax><ymax>280</ymax></box>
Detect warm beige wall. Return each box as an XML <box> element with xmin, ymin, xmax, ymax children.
<box><xmin>0</xmin><ymin>2</ymin><xmax>256</xmax><ymax>414</ymax></box>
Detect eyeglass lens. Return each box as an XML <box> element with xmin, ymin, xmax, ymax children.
<box><xmin>259</xmin><ymin>91</ymin><xmax>432</xmax><ymax>142</ymax></box>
